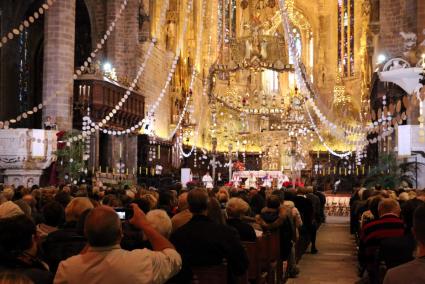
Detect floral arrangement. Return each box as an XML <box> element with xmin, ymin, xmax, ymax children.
<box><xmin>232</xmin><ymin>161</ymin><xmax>245</xmax><ymax>171</ymax></box>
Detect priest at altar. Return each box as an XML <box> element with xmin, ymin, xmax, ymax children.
<box><xmin>202</xmin><ymin>172</ymin><xmax>214</xmax><ymax>189</ymax></box>
<box><xmin>245</xmin><ymin>173</ymin><xmax>257</xmax><ymax>189</ymax></box>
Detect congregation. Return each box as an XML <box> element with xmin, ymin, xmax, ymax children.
<box><xmin>0</xmin><ymin>181</ymin><xmax>328</xmax><ymax>284</ymax></box>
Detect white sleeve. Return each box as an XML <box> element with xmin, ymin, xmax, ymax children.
<box><xmin>53</xmin><ymin>261</ymin><xmax>68</xmax><ymax>284</ymax></box>
<box><xmin>149</xmin><ymin>248</ymin><xmax>182</xmax><ymax>284</ymax></box>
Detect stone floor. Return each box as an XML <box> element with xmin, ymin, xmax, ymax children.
<box><xmin>288</xmin><ymin>216</ymin><xmax>359</xmax><ymax>284</ymax></box>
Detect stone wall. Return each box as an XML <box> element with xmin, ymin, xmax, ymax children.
<box><xmin>379</xmin><ymin>0</ymin><xmax>420</xmax><ymax>58</ymax></box>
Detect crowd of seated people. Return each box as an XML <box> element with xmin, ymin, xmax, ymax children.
<box><xmin>0</xmin><ymin>182</ymin><xmax>326</xmax><ymax>284</ymax></box>
<box><xmin>350</xmin><ymin>185</ymin><xmax>425</xmax><ymax>284</ymax></box>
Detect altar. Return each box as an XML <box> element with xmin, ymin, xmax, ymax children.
<box><xmin>232</xmin><ymin>170</ymin><xmax>285</xmax><ymax>179</ymax></box>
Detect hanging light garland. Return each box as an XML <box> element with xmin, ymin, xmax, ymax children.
<box><xmin>1</xmin><ymin>0</ymin><xmax>127</xmax><ymax>130</ymax></box>
<box><xmin>278</xmin><ymin>0</ymin><xmax>371</xmax><ymax>142</ymax></box>
<box><xmin>305</xmin><ymin>102</ymin><xmax>351</xmax><ymax>158</ymax></box>
<box><xmin>0</xmin><ymin>0</ymin><xmax>55</xmax><ymax>49</ymax></box>
<box><xmin>65</xmin><ymin>0</ymin><xmax>171</xmax><ymax>143</ymax></box>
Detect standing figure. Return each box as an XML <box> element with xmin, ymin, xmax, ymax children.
<box><xmin>202</xmin><ymin>172</ymin><xmax>214</xmax><ymax>189</ymax></box>
<box><xmin>245</xmin><ymin>173</ymin><xmax>257</xmax><ymax>189</ymax></box>
<box><xmin>262</xmin><ymin>173</ymin><xmax>272</xmax><ymax>188</ymax></box>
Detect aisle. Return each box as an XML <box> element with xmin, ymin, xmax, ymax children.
<box><xmin>288</xmin><ymin>216</ymin><xmax>359</xmax><ymax>284</ymax></box>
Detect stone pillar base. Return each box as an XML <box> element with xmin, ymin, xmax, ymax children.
<box><xmin>1</xmin><ymin>169</ymin><xmax>44</xmax><ymax>187</ymax></box>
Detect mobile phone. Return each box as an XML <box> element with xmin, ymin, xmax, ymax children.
<box><xmin>114</xmin><ymin>208</ymin><xmax>133</xmax><ymax>220</ymax></box>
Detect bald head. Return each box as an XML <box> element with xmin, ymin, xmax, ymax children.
<box><xmin>84</xmin><ymin>206</ymin><xmax>121</xmax><ymax>247</ymax></box>
<box><xmin>378</xmin><ymin>198</ymin><xmax>401</xmax><ymax>217</ymax></box>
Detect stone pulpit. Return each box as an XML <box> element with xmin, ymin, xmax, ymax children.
<box><xmin>0</xmin><ymin>129</ymin><xmax>57</xmax><ymax>186</ymax></box>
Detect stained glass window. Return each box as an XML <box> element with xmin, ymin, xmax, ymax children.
<box><xmin>338</xmin><ymin>0</ymin><xmax>354</xmax><ymax>77</ymax></box>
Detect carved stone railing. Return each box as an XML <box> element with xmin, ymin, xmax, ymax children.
<box><xmin>0</xmin><ymin>129</ymin><xmax>57</xmax><ymax>186</ymax></box>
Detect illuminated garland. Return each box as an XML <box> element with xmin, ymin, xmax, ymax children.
<box><xmin>0</xmin><ymin>0</ymin><xmax>55</xmax><ymax>49</ymax></box>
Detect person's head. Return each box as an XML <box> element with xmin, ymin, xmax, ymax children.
<box><xmin>413</xmin><ymin>204</ymin><xmax>425</xmax><ymax>246</ymax></box>
<box><xmin>146</xmin><ymin>209</ymin><xmax>172</xmax><ymax>238</ymax></box>
<box><xmin>266</xmin><ymin>195</ymin><xmax>281</xmax><ymax>209</ymax></box>
<box><xmin>0</xmin><ymin>215</ymin><xmax>37</xmax><ymax>258</ymax></box>
<box><xmin>226</xmin><ymin>197</ymin><xmax>250</xmax><ymax>218</ymax></box>
<box><xmin>0</xmin><ymin>201</ymin><xmax>24</xmax><ymax>219</ymax></box>
<box><xmin>84</xmin><ymin>206</ymin><xmax>122</xmax><ymax>247</ymax></box>
<box><xmin>188</xmin><ymin>188</ymin><xmax>209</xmax><ymax>214</ymax></box>
<box><xmin>42</xmin><ymin>201</ymin><xmax>65</xmax><ymax>227</ymax></box>
<box><xmin>0</xmin><ymin>271</ymin><xmax>33</xmax><ymax>284</ymax></box>
<box><xmin>368</xmin><ymin>196</ymin><xmax>382</xmax><ymax>219</ymax></box>
<box><xmin>304</xmin><ymin>186</ymin><xmax>314</xmax><ymax>194</ymax></box>
<box><xmin>177</xmin><ymin>192</ymin><xmax>189</xmax><ymax>211</ymax></box>
<box><xmin>217</xmin><ymin>191</ymin><xmax>229</xmax><ymax>204</ymax></box>
<box><xmin>207</xmin><ymin>197</ymin><xmax>226</xmax><ymax>225</ymax></box>
<box><xmin>378</xmin><ymin>198</ymin><xmax>401</xmax><ymax>217</ymax></box>
<box><xmin>398</xmin><ymin>192</ymin><xmax>410</xmax><ymax>202</ymax></box>
<box><xmin>2</xmin><ymin>187</ymin><xmax>14</xmax><ymax>201</ymax></box>
<box><xmin>55</xmin><ymin>190</ymin><xmax>71</xmax><ymax>208</ymax></box>
<box><xmin>13</xmin><ymin>200</ymin><xmax>32</xmax><ymax>219</ymax></box>
<box><xmin>65</xmin><ymin>197</ymin><xmax>94</xmax><ymax>222</ymax></box>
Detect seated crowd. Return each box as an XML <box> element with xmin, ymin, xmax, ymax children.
<box><xmin>0</xmin><ymin>182</ymin><xmax>326</xmax><ymax>283</ymax></box>
<box><xmin>350</xmin><ymin>185</ymin><xmax>425</xmax><ymax>284</ymax></box>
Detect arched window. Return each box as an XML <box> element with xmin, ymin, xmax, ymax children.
<box><xmin>338</xmin><ymin>0</ymin><xmax>354</xmax><ymax>77</ymax></box>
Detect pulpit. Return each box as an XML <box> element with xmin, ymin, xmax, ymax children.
<box><xmin>0</xmin><ymin>129</ymin><xmax>57</xmax><ymax>186</ymax></box>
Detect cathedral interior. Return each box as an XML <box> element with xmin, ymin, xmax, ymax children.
<box><xmin>0</xmin><ymin>0</ymin><xmax>424</xmax><ymax>187</ymax></box>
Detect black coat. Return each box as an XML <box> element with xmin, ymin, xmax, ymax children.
<box><xmin>170</xmin><ymin>215</ymin><xmax>249</xmax><ymax>282</ymax></box>
<box><xmin>227</xmin><ymin>218</ymin><xmax>257</xmax><ymax>242</ymax></box>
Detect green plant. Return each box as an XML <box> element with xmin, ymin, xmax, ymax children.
<box><xmin>364</xmin><ymin>152</ymin><xmax>424</xmax><ymax>189</ymax></box>
<box><xmin>55</xmin><ymin>131</ymin><xmax>85</xmax><ymax>184</ymax></box>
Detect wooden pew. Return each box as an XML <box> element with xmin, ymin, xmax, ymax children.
<box><xmin>242</xmin><ymin>240</ymin><xmax>268</xmax><ymax>284</ymax></box>
<box><xmin>191</xmin><ymin>262</ymin><xmax>228</xmax><ymax>284</ymax></box>
<box><xmin>268</xmin><ymin>230</ymin><xmax>282</xmax><ymax>284</ymax></box>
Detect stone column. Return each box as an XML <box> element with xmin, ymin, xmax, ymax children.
<box><xmin>42</xmin><ymin>0</ymin><xmax>76</xmax><ymax>131</ymax></box>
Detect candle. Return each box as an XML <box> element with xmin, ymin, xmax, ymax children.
<box><xmin>158</xmin><ymin>145</ymin><xmax>160</xmax><ymax>159</ymax></box>
<box><xmin>92</xmin><ymin>166</ymin><xmax>95</xmax><ymax>174</ymax></box>
<box><xmin>356</xmin><ymin>167</ymin><xmax>359</xmax><ymax>176</ymax></box>
<box><xmin>99</xmin><ymin>166</ymin><xmax>102</xmax><ymax>173</ymax></box>
<box><xmin>126</xmin><ymin>168</ymin><xmax>129</xmax><ymax>175</ymax></box>
<box><xmin>119</xmin><ymin>143</ymin><xmax>122</xmax><ymax>159</ymax></box>
<box><xmin>145</xmin><ymin>168</ymin><xmax>148</xmax><ymax>175</ymax></box>
<box><xmin>106</xmin><ymin>166</ymin><xmax>109</xmax><ymax>173</ymax></box>
<box><xmin>139</xmin><ymin>167</ymin><xmax>141</xmax><ymax>174</ymax></box>
<box><xmin>79</xmin><ymin>85</ymin><xmax>82</xmax><ymax>96</ymax></box>
<box><xmin>362</xmin><ymin>166</ymin><xmax>365</xmax><ymax>175</ymax></box>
